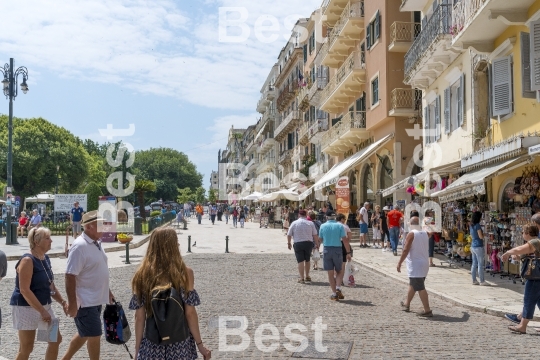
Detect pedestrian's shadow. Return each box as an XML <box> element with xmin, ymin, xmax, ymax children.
<box><xmin>421</xmin><ymin>311</ymin><xmax>470</xmax><ymax>323</ymax></box>
<box><xmin>307</xmin><ymin>282</ymin><xmax>373</xmax><ymax>290</ymax></box>
<box><xmin>339</xmin><ymin>300</ymin><xmax>375</xmax><ymax>307</ymax></box>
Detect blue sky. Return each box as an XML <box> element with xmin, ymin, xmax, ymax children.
<box><xmin>0</xmin><ymin>0</ymin><xmax>320</xmax><ymax>190</ymax></box>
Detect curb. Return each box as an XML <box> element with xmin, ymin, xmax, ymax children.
<box><xmin>351</xmin><ymin>257</ymin><xmax>540</xmax><ymax>322</ymax></box>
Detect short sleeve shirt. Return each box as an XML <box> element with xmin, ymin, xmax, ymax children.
<box><xmin>71</xmin><ymin>207</ymin><xmax>84</xmax><ymax>222</ymax></box>
<box><xmin>30</xmin><ymin>215</ymin><xmax>41</xmax><ymax>225</ymax></box>
<box><xmin>287</xmin><ymin>218</ymin><xmax>317</xmax><ymax>243</ymax></box>
<box><xmin>358</xmin><ymin>207</ymin><xmax>369</xmax><ymax>224</ymax></box>
<box><xmin>319</xmin><ymin>220</ymin><xmax>346</xmax><ymax>247</ymax></box>
<box><xmin>387</xmin><ymin>210</ymin><xmax>403</xmax><ymax>228</ymax></box>
<box><xmin>530</xmin><ymin>238</ymin><xmax>540</xmax><ymax>255</ymax></box>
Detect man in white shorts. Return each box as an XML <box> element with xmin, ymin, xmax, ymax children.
<box><xmin>357</xmin><ymin>202</ymin><xmax>370</xmax><ymax>248</ymax></box>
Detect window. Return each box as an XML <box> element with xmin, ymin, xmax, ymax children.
<box><xmin>366</xmin><ymin>10</ymin><xmax>381</xmax><ymax>50</ymax></box>
<box><xmin>443</xmin><ymin>74</ymin><xmax>465</xmax><ymax>134</ymax></box>
<box><xmin>521</xmin><ymin>32</ymin><xmax>535</xmax><ymax>98</ymax></box>
<box><xmin>530</xmin><ymin>21</ymin><xmax>540</xmax><ymax>93</ymax></box>
<box><xmin>424</xmin><ymin>96</ymin><xmax>440</xmax><ymax>145</ymax></box>
<box><xmin>491</xmin><ymin>56</ymin><xmax>513</xmax><ymax>117</ymax></box>
<box><xmin>309</xmin><ymin>32</ymin><xmax>315</xmax><ymax>54</ymax></box>
<box><xmin>371</xmin><ymin>76</ymin><xmax>379</xmax><ymax>106</ymax></box>
<box><xmin>303</xmin><ymin>44</ymin><xmax>308</xmax><ymax>63</ymax></box>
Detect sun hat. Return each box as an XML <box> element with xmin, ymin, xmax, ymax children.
<box><xmin>81</xmin><ymin>210</ymin><xmax>104</xmax><ymax>225</ymax></box>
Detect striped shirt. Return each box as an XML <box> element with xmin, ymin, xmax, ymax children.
<box><xmin>287</xmin><ymin>218</ymin><xmax>317</xmax><ymax>243</ymax></box>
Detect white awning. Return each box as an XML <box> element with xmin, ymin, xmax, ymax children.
<box><xmin>259</xmin><ymin>189</ymin><xmax>300</xmax><ymax>202</ymax></box>
<box><xmin>431</xmin><ymin>157</ymin><xmax>532</xmax><ymax>202</ymax></box>
<box><xmin>380</xmin><ymin>170</ymin><xmax>430</xmax><ymax>197</ymax></box>
<box><xmin>314</xmin><ymin>134</ymin><xmax>394</xmax><ymax>191</ymax></box>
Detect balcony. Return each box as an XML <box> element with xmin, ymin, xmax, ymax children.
<box><xmin>256</xmin><ymin>109</ymin><xmax>276</xmax><ymax>134</ymax></box>
<box><xmin>257</xmin><ymin>135</ymin><xmax>276</xmax><ymax>154</ymax></box>
<box><xmin>298</xmin><ymin>84</ymin><xmax>311</xmax><ymax>111</ymax></box>
<box><xmin>277</xmin><ymin>81</ymin><xmax>299</xmax><ymax>112</ymax></box>
<box><xmin>320</xmin><ymin>51</ymin><xmax>365</xmax><ymax>113</ymax></box>
<box><xmin>451</xmin><ymin>0</ymin><xmax>534</xmax><ymax>51</ymax></box>
<box><xmin>389</xmin><ymin>22</ymin><xmax>420</xmax><ymax>52</ymax></box>
<box><xmin>309</xmin><ymin>162</ymin><xmax>327</xmax><ymax>181</ymax></box>
<box><xmin>389</xmin><ymin>89</ymin><xmax>423</xmax><ymax>117</ymax></box>
<box><xmin>321</xmin><ymin>111</ymin><xmax>368</xmax><ymax>155</ymax></box>
<box><xmin>299</xmin><ymin>122</ymin><xmax>310</xmax><ymax>146</ymax></box>
<box><xmin>404</xmin><ymin>4</ymin><xmax>459</xmax><ymax>88</ymax></box>
<box><xmin>323</xmin><ymin>1</ymin><xmax>365</xmax><ymax>67</ymax></box>
<box><xmin>279</xmin><ymin>150</ymin><xmax>292</xmax><ymax>164</ymax></box>
<box><xmin>265</xmin><ymin>85</ymin><xmax>277</xmax><ymax>101</ymax></box>
<box><xmin>321</xmin><ymin>0</ymin><xmax>351</xmax><ymax>27</ymax></box>
<box><xmin>400</xmin><ymin>0</ymin><xmax>429</xmax><ymax>12</ymax></box>
<box><xmin>309</xmin><ymin>119</ymin><xmax>329</xmax><ymax>144</ymax></box>
<box><xmin>257</xmin><ymin>157</ymin><xmax>276</xmax><ymax>174</ymax></box>
<box><xmin>257</xmin><ymin>97</ymin><xmax>269</xmax><ymax>114</ymax></box>
<box><xmin>274</xmin><ymin>110</ymin><xmax>301</xmax><ymax>140</ymax></box>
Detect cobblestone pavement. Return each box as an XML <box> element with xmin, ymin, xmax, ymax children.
<box><xmin>1</xmin><ymin>253</ymin><xmax>539</xmax><ymax>359</ymax></box>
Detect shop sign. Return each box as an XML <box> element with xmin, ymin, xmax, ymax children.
<box><xmin>335</xmin><ymin>176</ymin><xmax>350</xmax><ymax>217</ymax></box>
<box><xmin>529</xmin><ymin>144</ymin><xmax>540</xmax><ymax>156</ymax></box>
<box><xmin>439</xmin><ymin>184</ymin><xmax>485</xmax><ymax>203</ymax></box>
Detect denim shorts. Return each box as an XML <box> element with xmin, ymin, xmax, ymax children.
<box><xmin>74</xmin><ymin>305</ymin><xmax>103</xmax><ymax>338</ymax></box>
<box><xmin>360</xmin><ymin>223</ymin><xmax>368</xmax><ymax>234</ymax></box>
<box><xmin>323</xmin><ymin>247</ymin><xmax>343</xmax><ymax>272</ymax></box>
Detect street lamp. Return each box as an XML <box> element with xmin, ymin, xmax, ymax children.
<box><xmin>1</xmin><ymin>58</ymin><xmax>29</xmax><ymax>245</ymax></box>
<box><xmin>55</xmin><ymin>165</ymin><xmax>59</xmax><ymax>224</ymax></box>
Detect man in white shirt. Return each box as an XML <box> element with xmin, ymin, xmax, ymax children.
<box><xmin>396</xmin><ymin>216</ymin><xmax>432</xmax><ymax>317</ymax></box>
<box><xmin>287</xmin><ymin>210</ymin><xmax>319</xmax><ymax>283</ymax></box>
<box><xmin>357</xmin><ymin>202</ymin><xmax>370</xmax><ymax>248</ymax></box>
<box><xmin>62</xmin><ymin>210</ymin><xmax>115</xmax><ymax>360</ymax></box>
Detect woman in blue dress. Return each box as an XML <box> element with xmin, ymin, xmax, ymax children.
<box><xmin>130</xmin><ymin>228</ymin><xmax>211</xmax><ymax>359</ymax></box>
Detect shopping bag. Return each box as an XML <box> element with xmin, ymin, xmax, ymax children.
<box><xmin>344</xmin><ymin>262</ymin><xmax>359</xmax><ymax>287</ymax></box>
<box><xmin>37</xmin><ymin>318</ymin><xmax>59</xmax><ymax>343</ymax></box>
<box><xmin>312</xmin><ymin>249</ymin><xmax>321</xmax><ymax>261</ymax></box>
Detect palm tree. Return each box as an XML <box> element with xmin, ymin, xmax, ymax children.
<box><xmin>134</xmin><ymin>179</ymin><xmax>156</xmax><ymax>220</ymax></box>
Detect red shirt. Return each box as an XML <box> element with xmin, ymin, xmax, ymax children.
<box><xmin>19</xmin><ymin>217</ymin><xmax>28</xmax><ymax>226</ymax></box>
<box><xmin>387</xmin><ymin>210</ymin><xmax>403</xmax><ymax>228</ymax></box>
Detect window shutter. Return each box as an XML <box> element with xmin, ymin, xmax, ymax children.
<box><xmin>375</xmin><ymin>11</ymin><xmax>380</xmax><ymax>40</ymax></box>
<box><xmin>492</xmin><ymin>56</ymin><xmax>513</xmax><ymax>116</ymax></box>
<box><xmin>530</xmin><ymin>20</ymin><xmax>540</xmax><ymax>91</ymax></box>
<box><xmin>366</xmin><ymin>23</ymin><xmax>372</xmax><ymax>49</ymax></box>
<box><xmin>303</xmin><ymin>44</ymin><xmax>308</xmax><ymax>63</ymax></box>
<box><xmin>488</xmin><ymin>63</ymin><xmax>493</xmax><ymax>119</ymax></box>
<box><xmin>458</xmin><ymin>74</ymin><xmax>465</xmax><ymax>126</ymax></box>
<box><xmin>435</xmin><ymin>96</ymin><xmax>441</xmax><ymax>141</ymax></box>
<box><xmin>521</xmin><ymin>32</ymin><xmax>535</xmax><ymax>98</ymax></box>
<box><xmin>444</xmin><ymin>87</ymin><xmax>451</xmax><ymax>134</ymax></box>
<box><xmin>424</xmin><ymin>107</ymin><xmax>429</xmax><ymax>145</ymax></box>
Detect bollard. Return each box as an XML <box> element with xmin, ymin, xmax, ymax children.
<box><xmin>187</xmin><ymin>235</ymin><xmax>192</xmax><ymax>253</ymax></box>
<box><xmin>225</xmin><ymin>236</ymin><xmax>229</xmax><ymax>253</ymax></box>
<box><xmin>125</xmin><ymin>243</ymin><xmax>130</xmax><ymax>264</ymax></box>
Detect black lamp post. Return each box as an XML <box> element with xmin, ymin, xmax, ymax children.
<box><xmin>55</xmin><ymin>165</ymin><xmax>59</xmax><ymax>224</ymax></box>
<box><xmin>1</xmin><ymin>58</ymin><xmax>29</xmax><ymax>245</ymax></box>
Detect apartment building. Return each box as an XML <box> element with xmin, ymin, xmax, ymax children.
<box><xmin>210</xmin><ymin>171</ymin><xmax>219</xmax><ymax>191</ymax></box>
<box><xmin>219</xmin><ymin>126</ymin><xmax>246</xmax><ymax>199</ymax></box>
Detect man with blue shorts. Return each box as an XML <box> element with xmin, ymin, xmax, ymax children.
<box><xmin>319</xmin><ymin>212</ymin><xmax>350</xmax><ymax>301</ymax></box>
<box><xmin>357</xmin><ymin>202</ymin><xmax>370</xmax><ymax>248</ymax></box>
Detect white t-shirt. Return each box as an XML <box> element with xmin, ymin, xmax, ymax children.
<box><xmin>406</xmin><ymin>229</ymin><xmax>430</xmax><ymax>278</ymax></box>
<box><xmin>358</xmin><ymin>207</ymin><xmax>369</xmax><ymax>224</ymax></box>
<box><xmin>66</xmin><ymin>233</ymin><xmax>110</xmax><ymax>307</ymax></box>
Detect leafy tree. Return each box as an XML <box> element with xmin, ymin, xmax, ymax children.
<box><xmin>132</xmin><ymin>148</ymin><xmax>202</xmax><ymax>201</ymax></box>
<box><xmin>208</xmin><ymin>188</ymin><xmax>217</xmax><ymax>203</ymax></box>
<box><xmin>0</xmin><ymin>116</ymin><xmax>89</xmax><ymax>208</ymax></box>
<box><xmin>194</xmin><ymin>187</ymin><xmax>206</xmax><ymax>204</ymax></box>
<box><xmin>83</xmin><ymin>182</ymin><xmax>103</xmax><ymax>211</ymax></box>
<box><xmin>177</xmin><ymin>187</ymin><xmax>192</xmax><ymax>204</ymax></box>
<box><xmin>134</xmin><ymin>179</ymin><xmax>156</xmax><ymax>220</ymax></box>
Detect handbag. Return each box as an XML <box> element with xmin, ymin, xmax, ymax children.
<box><xmin>520</xmin><ymin>254</ymin><xmax>540</xmax><ymax>280</ymax></box>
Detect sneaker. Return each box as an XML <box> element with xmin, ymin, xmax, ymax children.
<box><xmin>336</xmin><ymin>289</ymin><xmax>344</xmax><ymax>299</ymax></box>
<box><xmin>330</xmin><ymin>295</ymin><xmax>339</xmax><ymax>301</ymax></box>
<box><xmin>472</xmin><ymin>280</ymin><xmax>480</xmax><ymax>285</ymax></box>
<box><xmin>504</xmin><ymin>314</ymin><xmax>520</xmax><ymax>324</ymax></box>
<box><xmin>479</xmin><ymin>282</ymin><xmax>490</xmax><ymax>286</ymax></box>
<box><xmin>382</xmin><ymin>248</ymin><xmax>386</xmax><ymax>252</ymax></box>
<box><xmin>393</xmin><ymin>251</ymin><xmax>398</xmax><ymax>256</ymax></box>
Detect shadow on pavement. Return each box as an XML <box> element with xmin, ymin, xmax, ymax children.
<box><xmin>339</xmin><ymin>299</ymin><xmax>375</xmax><ymax>306</ymax></box>
<box><xmin>306</xmin><ymin>282</ymin><xmax>373</xmax><ymax>289</ymax></box>
<box><xmin>421</xmin><ymin>311</ymin><xmax>470</xmax><ymax>323</ymax></box>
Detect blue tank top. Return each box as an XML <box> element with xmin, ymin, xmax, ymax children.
<box><xmin>470</xmin><ymin>223</ymin><xmax>484</xmax><ymax>248</ymax></box>
<box><xmin>10</xmin><ymin>254</ymin><xmax>53</xmax><ymax>306</ymax></box>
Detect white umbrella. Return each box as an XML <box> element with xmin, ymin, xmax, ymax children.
<box><xmin>259</xmin><ymin>189</ymin><xmax>300</xmax><ymax>202</ymax></box>
<box><xmin>242</xmin><ymin>192</ymin><xmax>263</xmax><ymax>201</ymax></box>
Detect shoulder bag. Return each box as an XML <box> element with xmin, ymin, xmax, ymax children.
<box><xmin>521</xmin><ymin>253</ymin><xmax>540</xmax><ymax>280</ymax></box>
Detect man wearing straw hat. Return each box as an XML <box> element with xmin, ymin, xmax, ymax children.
<box><xmin>62</xmin><ymin>210</ymin><xmax>115</xmax><ymax>360</ymax></box>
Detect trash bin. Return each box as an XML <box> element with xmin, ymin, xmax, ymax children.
<box><xmin>11</xmin><ymin>223</ymin><xmax>18</xmax><ymax>244</ymax></box>
<box><xmin>134</xmin><ymin>216</ymin><xmax>142</xmax><ymax>235</ymax></box>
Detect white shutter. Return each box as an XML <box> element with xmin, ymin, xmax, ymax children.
<box><xmin>458</xmin><ymin>74</ymin><xmax>465</xmax><ymax>126</ymax></box>
<box><xmin>444</xmin><ymin>87</ymin><xmax>451</xmax><ymax>134</ymax></box>
<box><xmin>424</xmin><ymin>107</ymin><xmax>429</xmax><ymax>145</ymax></box>
<box><xmin>530</xmin><ymin>20</ymin><xmax>540</xmax><ymax>91</ymax></box>
<box><xmin>521</xmin><ymin>32</ymin><xmax>535</xmax><ymax>98</ymax></box>
<box><xmin>435</xmin><ymin>96</ymin><xmax>441</xmax><ymax>141</ymax></box>
<box><xmin>492</xmin><ymin>56</ymin><xmax>513</xmax><ymax>116</ymax></box>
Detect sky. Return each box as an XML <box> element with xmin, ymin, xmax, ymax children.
<box><xmin>0</xmin><ymin>0</ymin><xmax>321</xmax><ymax>190</ymax></box>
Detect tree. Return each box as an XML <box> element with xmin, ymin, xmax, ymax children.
<box><xmin>83</xmin><ymin>182</ymin><xmax>103</xmax><ymax>211</ymax></box>
<box><xmin>134</xmin><ymin>179</ymin><xmax>156</xmax><ymax>220</ymax></box>
<box><xmin>177</xmin><ymin>187</ymin><xmax>192</xmax><ymax>204</ymax></box>
<box><xmin>0</xmin><ymin>116</ymin><xmax>89</xmax><ymax>208</ymax></box>
<box><xmin>208</xmin><ymin>188</ymin><xmax>217</xmax><ymax>203</ymax></box>
<box><xmin>131</xmin><ymin>148</ymin><xmax>202</xmax><ymax>201</ymax></box>
<box><xmin>194</xmin><ymin>187</ymin><xmax>206</xmax><ymax>204</ymax></box>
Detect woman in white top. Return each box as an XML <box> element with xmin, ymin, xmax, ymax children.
<box><xmin>371</xmin><ymin>205</ymin><xmax>383</xmax><ymax>249</ymax></box>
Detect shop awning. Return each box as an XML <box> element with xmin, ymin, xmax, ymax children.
<box><xmin>313</xmin><ymin>134</ymin><xmax>394</xmax><ymax>191</ymax></box>
<box><xmin>379</xmin><ymin>170</ymin><xmax>430</xmax><ymax>197</ymax></box>
<box><xmin>259</xmin><ymin>189</ymin><xmax>300</xmax><ymax>202</ymax></box>
<box><xmin>430</xmin><ymin>157</ymin><xmax>532</xmax><ymax>202</ymax></box>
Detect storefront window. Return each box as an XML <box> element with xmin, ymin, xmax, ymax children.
<box><xmin>380</xmin><ymin>156</ymin><xmax>393</xmax><ymax>206</ymax></box>
<box><xmin>363</xmin><ymin>166</ymin><xmax>373</xmax><ymax>202</ymax></box>
<box><xmin>501</xmin><ymin>182</ymin><xmax>515</xmax><ymax>213</ymax></box>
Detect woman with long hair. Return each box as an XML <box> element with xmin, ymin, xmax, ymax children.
<box><xmin>130</xmin><ymin>228</ymin><xmax>211</xmax><ymax>359</ymax></box>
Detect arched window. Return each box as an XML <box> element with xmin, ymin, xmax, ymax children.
<box><xmin>501</xmin><ymin>182</ymin><xmax>515</xmax><ymax>213</ymax></box>
<box><xmin>380</xmin><ymin>156</ymin><xmax>393</xmax><ymax>206</ymax></box>
<box><xmin>363</xmin><ymin>166</ymin><xmax>373</xmax><ymax>202</ymax></box>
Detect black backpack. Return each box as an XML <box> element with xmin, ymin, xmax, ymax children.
<box><xmin>145</xmin><ymin>287</ymin><xmax>190</xmax><ymax>345</ymax></box>
<box><xmin>103</xmin><ymin>301</ymin><xmax>133</xmax><ymax>358</ymax></box>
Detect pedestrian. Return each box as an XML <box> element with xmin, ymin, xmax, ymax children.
<box><xmin>371</xmin><ymin>205</ymin><xmax>383</xmax><ymax>249</ymax></box>
<box><xmin>224</xmin><ymin>205</ymin><xmax>230</xmax><ymax>225</ymax></box>
<box><xmin>217</xmin><ymin>204</ymin><xmax>223</xmax><ymax>222</ymax></box>
<box><xmin>232</xmin><ymin>207</ymin><xmax>238</xmax><ymax>228</ymax></box>
<box><xmin>381</xmin><ymin>207</ymin><xmax>391</xmax><ymax>252</ymax></box>
<box><xmin>130</xmin><ymin>228</ymin><xmax>211</xmax><ymax>359</ymax></box>
<box><xmin>287</xmin><ymin>210</ymin><xmax>319</xmax><ymax>283</ymax></box>
<box><xmin>423</xmin><ymin>210</ymin><xmax>437</xmax><ymax>267</ymax></box>
<box><xmin>10</xmin><ymin>227</ymin><xmax>68</xmax><ymax>360</ymax></box>
<box><xmin>70</xmin><ymin>202</ymin><xmax>84</xmax><ymax>239</ymax></box>
<box><xmin>308</xmin><ymin>211</ymin><xmax>322</xmax><ymax>270</ymax></box>
<box><xmin>397</xmin><ymin>216</ymin><xmax>432</xmax><ymax>317</ymax></box>
<box><xmin>468</xmin><ymin>211</ymin><xmax>487</xmax><ymax>285</ymax></box>
<box><xmin>337</xmin><ymin>213</ymin><xmax>353</xmax><ymax>293</ymax></box>
<box><xmin>209</xmin><ymin>204</ymin><xmax>217</xmax><ymax>225</ymax></box>
<box><xmin>387</xmin><ymin>206</ymin><xmax>404</xmax><ymax>256</ymax></box>
<box><xmin>177</xmin><ymin>210</ymin><xmax>188</xmax><ymax>230</ymax></box>
<box><xmin>184</xmin><ymin>202</ymin><xmax>190</xmax><ymax>218</ymax></box>
<box><xmin>62</xmin><ymin>211</ymin><xmax>115</xmax><ymax>360</ymax></box>
<box><xmin>239</xmin><ymin>210</ymin><xmax>246</xmax><ymax>228</ymax></box>
<box><xmin>17</xmin><ymin>211</ymin><xmax>29</xmax><ymax>238</ymax></box>
<box><xmin>0</xmin><ymin>247</ymin><xmax>6</xmax><ymax>328</ymax></box>
<box><xmin>28</xmin><ymin>209</ymin><xmax>42</xmax><ymax>231</ymax></box>
<box><xmin>319</xmin><ymin>212</ymin><xmax>350</xmax><ymax>301</ymax></box>
<box><xmin>195</xmin><ymin>203</ymin><xmax>203</xmax><ymax>225</ymax></box>
<box><xmin>356</xmin><ymin>202</ymin><xmax>370</xmax><ymax>248</ymax></box>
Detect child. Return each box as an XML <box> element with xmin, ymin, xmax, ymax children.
<box><xmin>239</xmin><ymin>210</ymin><xmax>246</xmax><ymax>228</ymax></box>
<box><xmin>283</xmin><ymin>219</ymin><xmax>290</xmax><ymax>235</ymax></box>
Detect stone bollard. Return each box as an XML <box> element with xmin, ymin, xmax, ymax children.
<box><xmin>188</xmin><ymin>235</ymin><xmax>192</xmax><ymax>253</ymax></box>
<box><xmin>125</xmin><ymin>243</ymin><xmax>130</xmax><ymax>264</ymax></box>
<box><xmin>225</xmin><ymin>236</ymin><xmax>229</xmax><ymax>253</ymax></box>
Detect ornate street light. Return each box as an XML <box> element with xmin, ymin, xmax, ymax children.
<box><xmin>1</xmin><ymin>58</ymin><xmax>29</xmax><ymax>245</ymax></box>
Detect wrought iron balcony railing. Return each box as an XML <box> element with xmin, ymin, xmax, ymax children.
<box><xmin>279</xmin><ymin>150</ymin><xmax>292</xmax><ymax>164</ymax></box>
<box><xmin>275</xmin><ymin>110</ymin><xmax>300</xmax><ymax>138</ymax></box>
<box><xmin>404</xmin><ymin>4</ymin><xmax>452</xmax><ymax>81</ymax></box>
<box><xmin>320</xmin><ymin>51</ymin><xmax>365</xmax><ymax>105</ymax></box>
<box><xmin>390</xmin><ymin>21</ymin><xmax>421</xmax><ymax>44</ymax></box>
<box><xmin>390</xmin><ymin>88</ymin><xmax>422</xmax><ymax>113</ymax></box>
<box><xmin>277</xmin><ymin>80</ymin><xmax>299</xmax><ymax>111</ymax></box>
<box><xmin>308</xmin><ymin>119</ymin><xmax>329</xmax><ymax>139</ymax></box>
<box><xmin>451</xmin><ymin>0</ymin><xmax>484</xmax><ymax>40</ymax></box>
<box><xmin>327</xmin><ymin>1</ymin><xmax>365</xmax><ymax>50</ymax></box>
<box><xmin>321</xmin><ymin>111</ymin><xmax>366</xmax><ymax>151</ymax></box>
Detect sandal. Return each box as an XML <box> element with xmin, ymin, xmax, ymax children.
<box><xmin>400</xmin><ymin>301</ymin><xmax>410</xmax><ymax>312</ymax></box>
<box><xmin>430</xmin><ymin>263</ymin><xmax>436</xmax><ymax>267</ymax></box>
<box><xmin>508</xmin><ymin>326</ymin><xmax>526</xmax><ymax>334</ymax></box>
<box><xmin>417</xmin><ymin>310</ymin><xmax>433</xmax><ymax>317</ymax></box>
<box><xmin>305</xmin><ymin>277</ymin><xmax>312</xmax><ymax>282</ymax></box>
<box><xmin>298</xmin><ymin>279</ymin><xmax>305</xmax><ymax>283</ymax></box>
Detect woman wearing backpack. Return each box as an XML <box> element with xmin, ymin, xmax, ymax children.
<box><xmin>130</xmin><ymin>228</ymin><xmax>211</xmax><ymax>359</ymax></box>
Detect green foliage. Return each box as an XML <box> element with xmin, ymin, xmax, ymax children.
<box><xmin>177</xmin><ymin>187</ymin><xmax>192</xmax><ymax>204</ymax></box>
<box><xmin>83</xmin><ymin>182</ymin><xmax>102</xmax><ymax>211</ymax></box>
<box><xmin>0</xmin><ymin>116</ymin><xmax>89</xmax><ymax>198</ymax></box>
<box><xmin>132</xmin><ymin>148</ymin><xmax>202</xmax><ymax>201</ymax></box>
<box><xmin>300</xmin><ymin>154</ymin><xmax>316</xmax><ymax>178</ymax></box>
<box><xmin>150</xmin><ymin>210</ymin><xmax>161</xmax><ymax>218</ymax></box>
<box><xmin>208</xmin><ymin>188</ymin><xmax>217</xmax><ymax>203</ymax></box>
<box><xmin>134</xmin><ymin>179</ymin><xmax>156</xmax><ymax>220</ymax></box>
<box><xmin>194</xmin><ymin>187</ymin><xmax>206</xmax><ymax>204</ymax></box>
